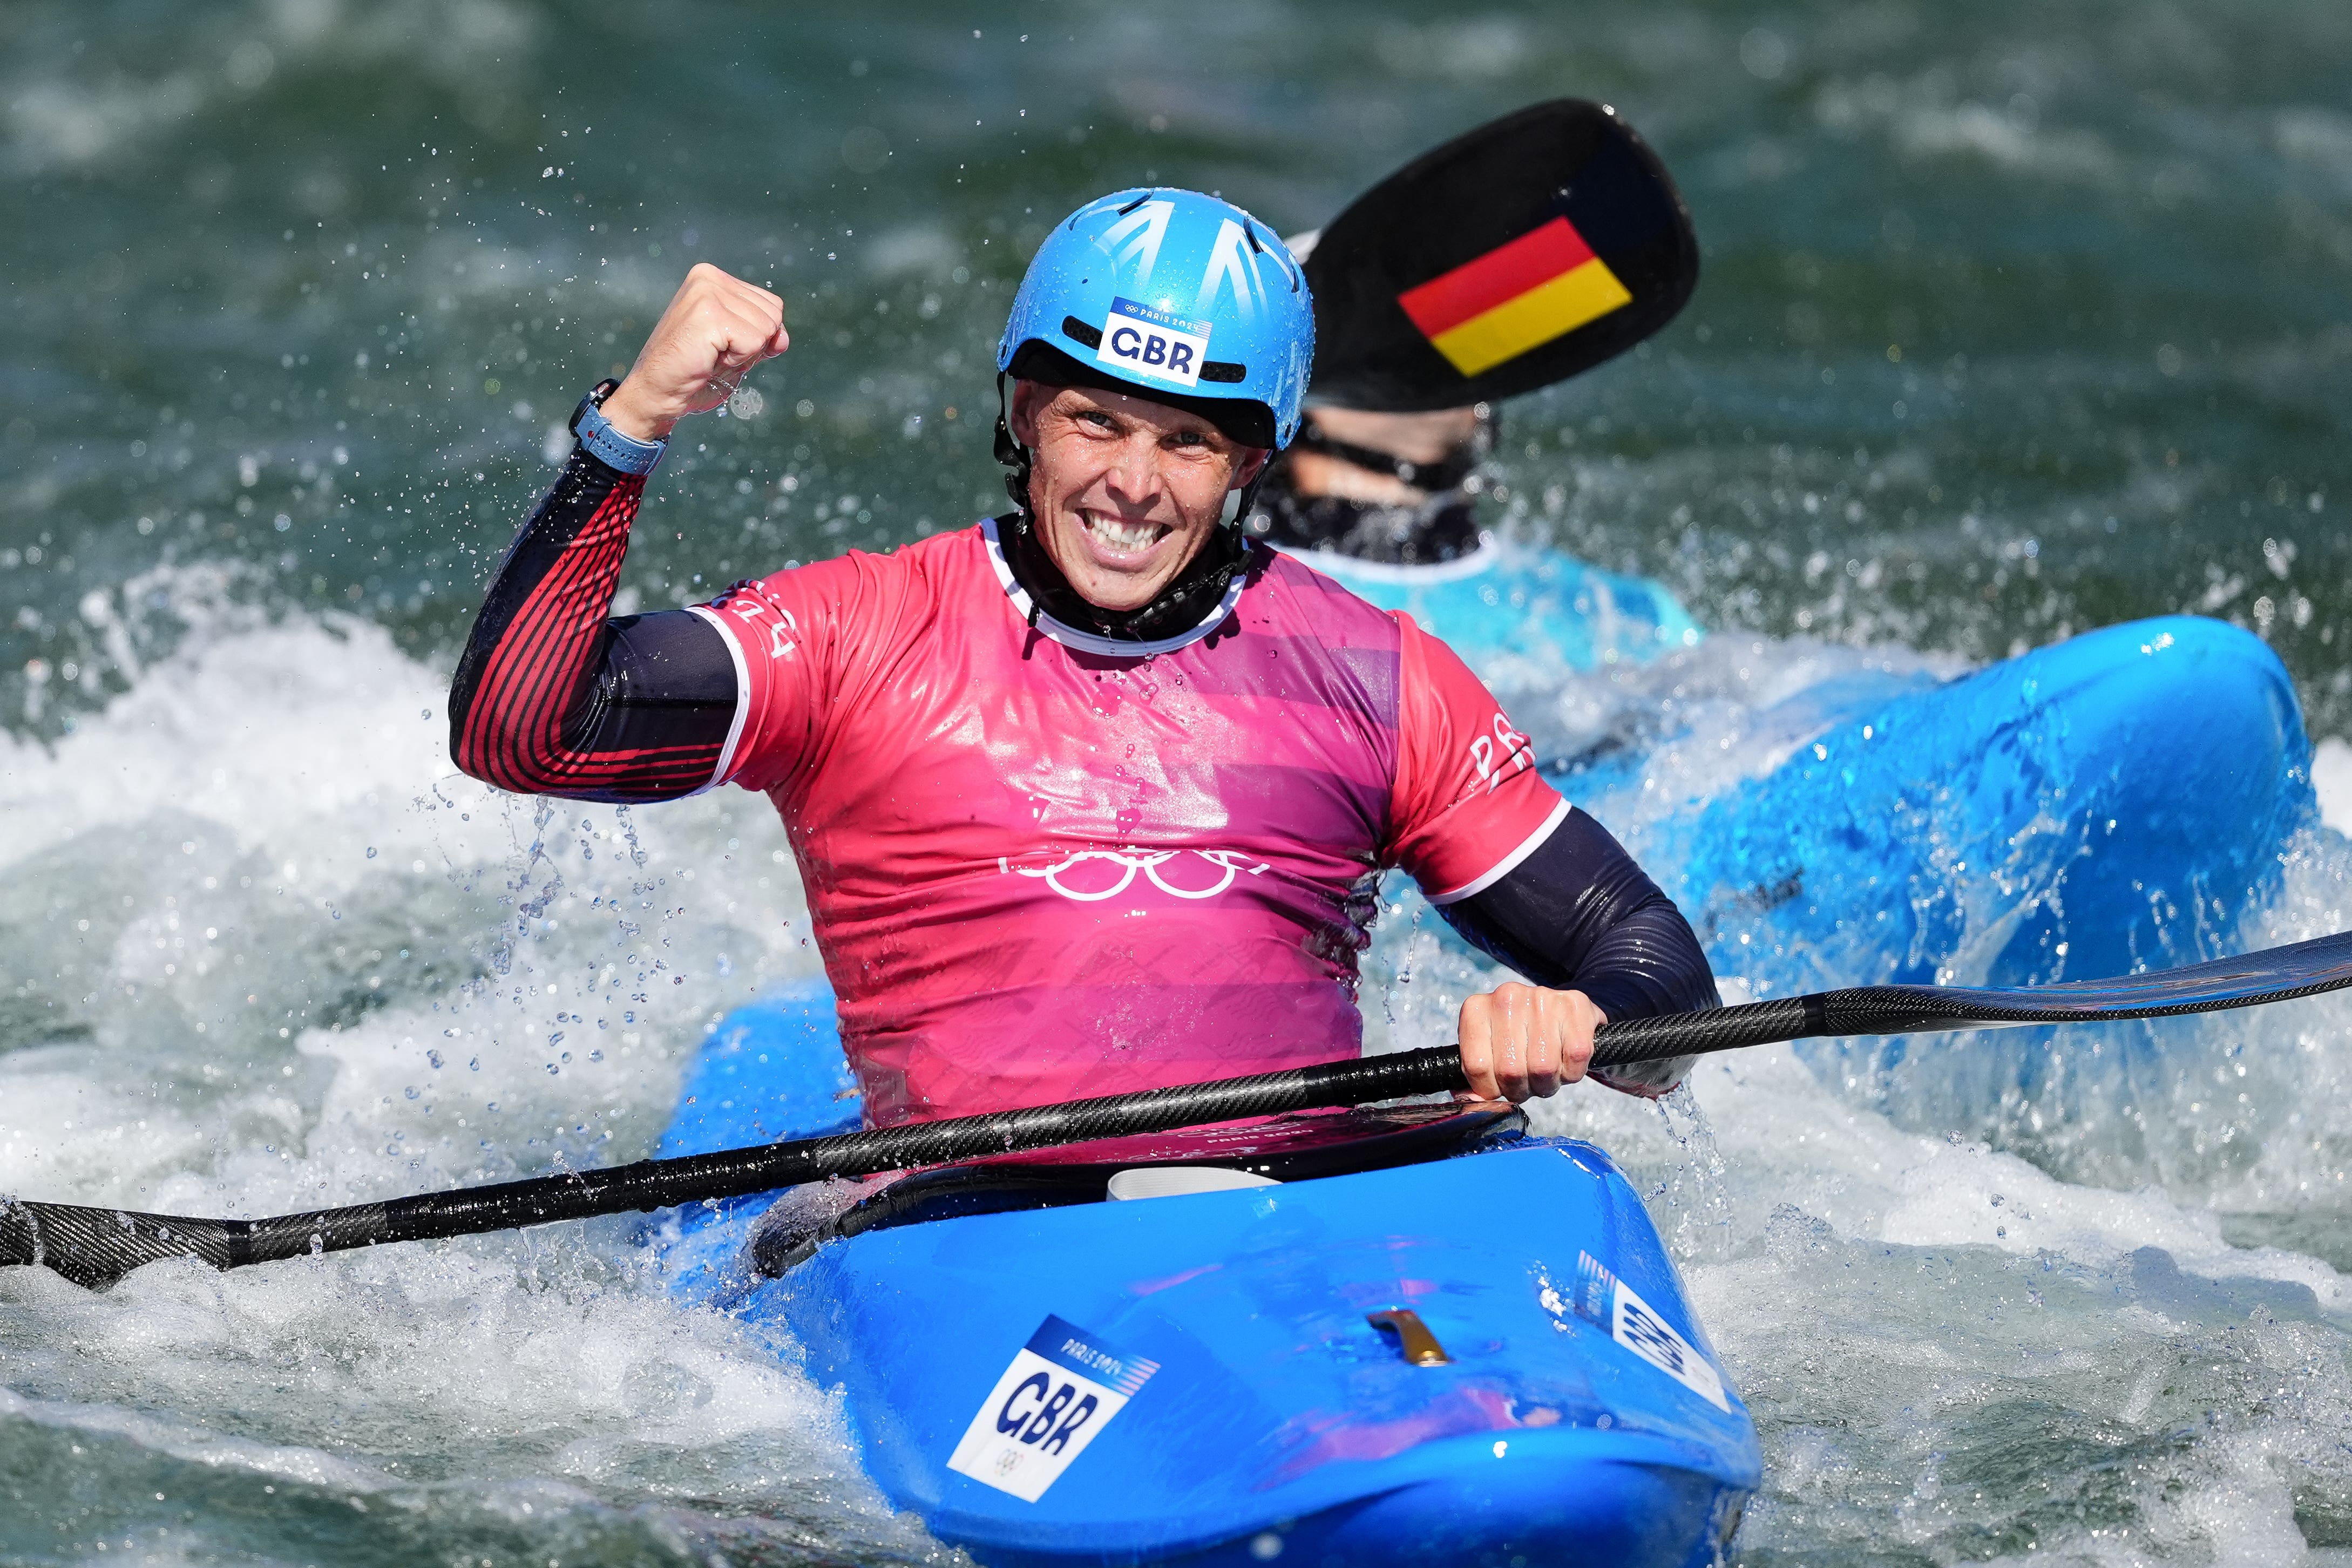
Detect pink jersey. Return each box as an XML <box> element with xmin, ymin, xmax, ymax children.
<box><xmin>693</xmin><ymin>520</ymin><xmax>1568</xmax><ymax>1126</ymax></box>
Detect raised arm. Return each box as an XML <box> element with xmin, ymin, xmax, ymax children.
<box><xmin>448</xmin><ymin>263</ymin><xmax>790</xmax><ymax>802</ymax></box>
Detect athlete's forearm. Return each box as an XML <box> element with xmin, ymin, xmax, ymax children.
<box><xmin>448</xmin><ymin>449</ymin><xmax>737</xmax><ymax>802</ymax></box>
<box><xmin>1438</xmin><ymin>807</ymin><xmax>1716</xmax><ymax>1097</ymax></box>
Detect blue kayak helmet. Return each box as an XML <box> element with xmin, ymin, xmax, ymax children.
<box><xmin>997</xmin><ymin>188</ymin><xmax>1314</xmax><ymax>453</ymax></box>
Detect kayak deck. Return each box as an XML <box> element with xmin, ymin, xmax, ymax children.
<box><xmin>740</xmin><ymin>1103</ymin><xmax>1526</xmax><ymax>1276</ymax></box>
<box><xmin>652</xmin><ymin>989</ymin><xmax>1759</xmax><ymax>1567</ymax></box>
<box><xmin>752</xmin><ymin>1141</ymin><xmax>1754</xmax><ymax>1566</ymax></box>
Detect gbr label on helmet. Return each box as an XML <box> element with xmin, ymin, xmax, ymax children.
<box><xmin>1097</xmin><ymin>296</ymin><xmax>1210</xmax><ymax>390</ymax></box>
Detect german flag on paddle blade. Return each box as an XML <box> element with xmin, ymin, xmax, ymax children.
<box><xmin>1394</xmin><ymin>215</ymin><xmax>1633</xmax><ymax>378</ymax></box>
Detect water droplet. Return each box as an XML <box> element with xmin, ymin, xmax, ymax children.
<box><xmin>366</xmin><ymin>846</ymin><xmax>377</xmax><ymax>858</ymax></box>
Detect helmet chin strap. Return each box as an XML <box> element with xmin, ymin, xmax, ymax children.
<box><xmin>993</xmin><ymin>372</ymin><xmax>1034</xmax><ymax>517</ymax></box>
<box><xmin>1224</xmin><ymin>461</ymin><xmax>1272</xmax><ymax>534</ymax></box>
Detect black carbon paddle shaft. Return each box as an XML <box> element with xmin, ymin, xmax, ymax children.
<box><xmin>1588</xmin><ymin>996</ymin><xmax>1822</xmax><ymax>1069</ymax></box>
<box><xmin>13</xmin><ymin>928</ymin><xmax>2352</xmax><ymax>1288</ymax></box>
<box><xmin>1</xmin><ymin>1044</ymin><xmax>1469</xmax><ymax>1287</ymax></box>
<box><xmin>1588</xmin><ymin>929</ymin><xmax>2352</xmax><ymax>1071</ymax></box>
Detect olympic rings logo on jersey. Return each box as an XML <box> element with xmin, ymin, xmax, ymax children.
<box><xmin>996</xmin><ymin>847</ymin><xmax>1272</xmax><ymax>903</ymax></box>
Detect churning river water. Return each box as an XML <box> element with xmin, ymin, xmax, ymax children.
<box><xmin>4</xmin><ymin>1</ymin><xmax>2352</xmax><ymax>1562</ymax></box>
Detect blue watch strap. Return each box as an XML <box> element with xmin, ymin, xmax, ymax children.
<box><xmin>572</xmin><ymin>388</ymin><xmax>666</xmax><ymax>477</ymax></box>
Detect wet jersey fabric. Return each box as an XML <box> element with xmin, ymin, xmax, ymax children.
<box><xmin>450</xmin><ymin>449</ymin><xmax>1711</xmax><ymax>1121</ymax></box>
<box><xmin>699</xmin><ymin>518</ymin><xmax>1567</xmax><ymax>1125</ymax></box>
<box><xmin>1291</xmin><ymin>535</ymin><xmax>1703</xmax><ymax>674</ymax></box>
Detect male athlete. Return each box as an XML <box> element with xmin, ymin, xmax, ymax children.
<box><xmin>449</xmin><ymin>189</ymin><xmax>1716</xmax><ymax>1127</ymax></box>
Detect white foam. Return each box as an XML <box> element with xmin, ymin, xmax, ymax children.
<box><xmin>0</xmin><ymin>602</ymin><xmax>829</xmax><ymax>1207</ymax></box>
<box><xmin>6</xmin><ymin>603</ymin><xmax>2348</xmax><ymax>1565</ymax></box>
<box><xmin>0</xmin><ymin>609</ymin><xmax>920</xmax><ymax>1555</ymax></box>
<box><xmin>2313</xmin><ymin>736</ymin><xmax>2352</xmax><ymax>834</ymax></box>
<box><xmin>0</xmin><ymin>1244</ymin><xmax>924</xmax><ymax>1549</ymax></box>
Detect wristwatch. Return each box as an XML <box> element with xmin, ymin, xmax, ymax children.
<box><xmin>570</xmin><ymin>378</ymin><xmax>666</xmax><ymax>476</ymax></box>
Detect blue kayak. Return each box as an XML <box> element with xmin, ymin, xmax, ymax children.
<box><xmin>1296</xmin><ymin>546</ymin><xmax>2312</xmax><ymax>988</ymax></box>
<box><xmin>1638</xmin><ymin>613</ymin><xmax>2314</xmax><ymax>1115</ymax></box>
<box><xmin>1663</xmin><ymin>614</ymin><xmax>2311</xmax><ymax>993</ymax></box>
<box><xmin>654</xmin><ymin>984</ymin><xmax>1761</xmax><ymax>1567</ymax></box>
<box><xmin>1314</xmin><ymin>535</ymin><xmax>2310</xmax><ymax>1014</ymax></box>
<box><xmin>1298</xmin><ymin>535</ymin><xmax>2313</xmax><ymax>1086</ymax></box>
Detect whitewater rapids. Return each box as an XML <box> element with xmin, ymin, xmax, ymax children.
<box><xmin>2</xmin><ymin>601</ymin><xmax>2348</xmax><ymax>1563</ymax></box>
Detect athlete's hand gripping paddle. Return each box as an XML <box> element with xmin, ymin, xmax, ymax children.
<box><xmin>1302</xmin><ymin>98</ymin><xmax>1700</xmax><ymax>412</ymax></box>
<box><xmin>8</xmin><ymin>931</ymin><xmax>2352</xmax><ymax>1291</ymax></box>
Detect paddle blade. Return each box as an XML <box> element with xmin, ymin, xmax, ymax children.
<box><xmin>0</xmin><ymin>1199</ymin><xmax>244</xmax><ymax>1291</ymax></box>
<box><xmin>1304</xmin><ymin>99</ymin><xmax>1698</xmax><ymax>412</ymax></box>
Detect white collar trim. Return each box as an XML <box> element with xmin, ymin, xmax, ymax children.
<box><xmin>981</xmin><ymin>515</ymin><xmax>1250</xmax><ymax>658</ymax></box>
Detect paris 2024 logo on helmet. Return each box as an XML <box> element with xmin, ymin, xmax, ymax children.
<box><xmin>998</xmin><ymin>188</ymin><xmax>1315</xmax><ymax>450</ymax></box>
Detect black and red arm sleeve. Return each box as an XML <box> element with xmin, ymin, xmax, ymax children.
<box><xmin>448</xmin><ymin>449</ymin><xmax>741</xmax><ymax>802</ymax></box>
<box><xmin>1436</xmin><ymin>807</ymin><xmax>1719</xmax><ymax>1098</ymax></box>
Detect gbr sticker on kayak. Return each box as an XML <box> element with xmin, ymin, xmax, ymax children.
<box><xmin>946</xmin><ymin>1314</ymin><xmax>1161</xmax><ymax>1502</ymax></box>
<box><xmin>1577</xmin><ymin>1252</ymin><xmax>1730</xmax><ymax>1411</ymax></box>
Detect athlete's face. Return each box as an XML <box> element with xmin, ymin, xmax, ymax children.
<box><xmin>1011</xmin><ymin>381</ymin><xmax>1268</xmax><ymax>612</ymax></box>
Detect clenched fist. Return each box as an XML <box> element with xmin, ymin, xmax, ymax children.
<box><xmin>1458</xmin><ymin>982</ymin><xmax>1605</xmax><ymax>1103</ymax></box>
<box><xmin>602</xmin><ymin>263</ymin><xmax>789</xmax><ymax>442</ymax></box>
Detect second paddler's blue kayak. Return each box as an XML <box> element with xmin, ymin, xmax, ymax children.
<box><xmin>1309</xmin><ymin>533</ymin><xmax>2310</xmax><ymax>993</ymax></box>
<box><xmin>653</xmin><ymin>983</ymin><xmax>1760</xmax><ymax>1567</ymax></box>
<box><xmin>1663</xmin><ymin>614</ymin><xmax>2312</xmax><ymax>992</ymax></box>
<box><xmin>1292</xmin><ymin>534</ymin><xmax>1705</xmax><ymax>671</ymax></box>
<box><xmin>1298</xmin><ymin>530</ymin><xmax>2311</xmax><ymax>1004</ymax></box>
